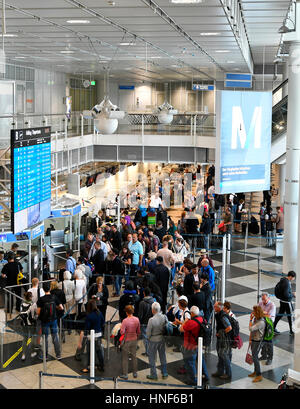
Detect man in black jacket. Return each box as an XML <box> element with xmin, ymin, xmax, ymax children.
<box><xmin>2</xmin><ymin>255</ymin><xmax>23</xmax><ymax>313</ymax></box>
<box><xmin>154</xmin><ymin>221</ymin><xmax>166</xmax><ymax>243</ymax></box>
<box><xmin>108</xmin><ymin>248</ymin><xmax>125</xmax><ymax>297</ymax></box>
<box><xmin>153</xmin><ymin>256</ymin><xmax>170</xmax><ymax>313</ymax></box>
<box><xmin>200</xmin><ymin>273</ymin><xmax>214</xmax><ymax>322</ymax></box>
<box><xmin>138</xmin><ymin>287</ymin><xmax>155</xmax><ymax>356</ymax></box>
<box><xmin>183</xmin><ymin>264</ymin><xmax>201</xmax><ymax>297</ymax></box>
<box><xmin>274</xmin><ymin>271</ymin><xmax>296</xmax><ymax>335</ymax></box>
<box><xmin>90</xmin><ymin>242</ymin><xmax>105</xmax><ymax>279</ymax></box>
<box><xmin>188</xmin><ymin>282</ymin><xmax>205</xmax><ymax>312</ymax></box>
<box><xmin>110</xmin><ymin>225</ymin><xmax>122</xmax><ymax>252</ymax></box>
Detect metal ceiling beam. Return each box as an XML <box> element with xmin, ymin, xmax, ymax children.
<box><xmin>62</xmin><ymin>0</ymin><xmax>215</xmax><ymax>80</ymax></box>
<box><xmin>5</xmin><ymin>1</ymin><xmax>212</xmax><ymax>80</ymax></box>
<box><xmin>140</xmin><ymin>0</ymin><xmax>225</xmax><ymax>72</ymax></box>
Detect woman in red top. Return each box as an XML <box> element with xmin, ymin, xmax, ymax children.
<box><xmin>119</xmin><ymin>305</ymin><xmax>141</xmax><ymax>380</ymax></box>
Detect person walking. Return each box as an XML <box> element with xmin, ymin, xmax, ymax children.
<box><xmin>248</xmin><ymin>305</ymin><xmax>266</xmax><ymax>383</ymax></box>
<box><xmin>119</xmin><ymin>305</ymin><xmax>141</xmax><ymax>380</ymax></box>
<box><xmin>273</xmin><ymin>271</ymin><xmax>296</xmax><ymax>335</ymax></box>
<box><xmin>138</xmin><ymin>287</ymin><xmax>155</xmax><ymax>357</ymax></box>
<box><xmin>146</xmin><ymin>302</ymin><xmax>168</xmax><ymax>380</ymax></box>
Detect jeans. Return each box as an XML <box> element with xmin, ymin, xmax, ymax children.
<box><xmin>216</xmin><ymin>339</ymin><xmax>232</xmax><ymax>377</ymax></box>
<box><xmin>251</xmin><ymin>340</ymin><xmax>262</xmax><ymax>376</ymax></box>
<box><xmin>260</xmin><ymin>340</ymin><xmax>273</xmax><ymax>360</ymax></box>
<box><xmin>82</xmin><ymin>336</ymin><xmax>104</xmax><ymax>370</ymax></box>
<box><xmin>114</xmin><ymin>275</ymin><xmax>123</xmax><ymax>296</ymax></box>
<box><xmin>141</xmin><ymin>325</ymin><xmax>149</xmax><ymax>354</ymax></box>
<box><xmin>260</xmin><ymin>220</ymin><xmax>266</xmax><ymax>236</ymax></box>
<box><xmin>182</xmin><ymin>348</ymin><xmax>197</xmax><ymax>383</ymax></box>
<box><xmin>203</xmin><ymin>234</ymin><xmax>209</xmax><ymax>251</ymax></box>
<box><xmin>41</xmin><ymin>320</ymin><xmax>61</xmax><ymax>358</ymax></box>
<box><xmin>148</xmin><ymin>340</ymin><xmax>167</xmax><ymax>377</ymax></box>
<box><xmin>130</xmin><ymin>264</ymin><xmax>139</xmax><ymax>278</ymax></box>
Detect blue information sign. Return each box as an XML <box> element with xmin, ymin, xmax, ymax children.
<box><xmin>11</xmin><ymin>127</ymin><xmax>52</xmax><ymax>233</ymax></box>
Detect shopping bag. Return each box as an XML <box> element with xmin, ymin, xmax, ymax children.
<box><xmin>245</xmin><ymin>345</ymin><xmax>253</xmax><ymax>365</ymax></box>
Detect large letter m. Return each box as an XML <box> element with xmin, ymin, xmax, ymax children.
<box><xmin>231</xmin><ymin>106</ymin><xmax>262</xmax><ymax>149</ymax></box>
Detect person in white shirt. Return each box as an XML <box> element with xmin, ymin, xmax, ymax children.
<box><xmin>28</xmin><ymin>278</ymin><xmax>45</xmax><ymax>304</ymax></box>
<box><xmin>149</xmin><ymin>192</ymin><xmax>163</xmax><ymax>210</ymax></box>
<box><xmin>74</xmin><ymin>269</ymin><xmax>87</xmax><ymax>316</ymax></box>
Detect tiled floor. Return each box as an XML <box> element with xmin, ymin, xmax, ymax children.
<box><xmin>0</xmin><ymin>236</ymin><xmax>295</xmax><ymax>390</ymax></box>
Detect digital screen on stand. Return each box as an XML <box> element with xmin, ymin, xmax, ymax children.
<box><xmin>11</xmin><ymin>127</ymin><xmax>52</xmax><ymax>233</ymax></box>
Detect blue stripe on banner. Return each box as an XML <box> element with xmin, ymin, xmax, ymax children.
<box><xmin>225</xmin><ymin>73</ymin><xmax>252</xmax><ymax>81</ymax></box>
<box><xmin>225</xmin><ymin>80</ymin><xmax>252</xmax><ymax>88</ymax></box>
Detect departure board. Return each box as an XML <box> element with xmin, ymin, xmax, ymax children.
<box><xmin>11</xmin><ymin>127</ymin><xmax>51</xmax><ymax>233</ymax></box>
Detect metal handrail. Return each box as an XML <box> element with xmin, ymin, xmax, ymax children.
<box><xmin>272</xmin><ymin>78</ymin><xmax>288</xmax><ymax>95</ymax></box>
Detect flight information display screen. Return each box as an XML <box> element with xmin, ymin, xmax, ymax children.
<box><xmin>11</xmin><ymin>127</ymin><xmax>51</xmax><ymax>233</ymax></box>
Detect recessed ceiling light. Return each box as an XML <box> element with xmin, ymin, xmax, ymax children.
<box><xmin>200</xmin><ymin>32</ymin><xmax>220</xmax><ymax>36</ymax></box>
<box><xmin>0</xmin><ymin>34</ymin><xmax>17</xmax><ymax>37</ymax></box>
<box><xmin>226</xmin><ymin>60</ymin><xmax>235</xmax><ymax>63</ymax></box>
<box><xmin>66</xmin><ymin>20</ymin><xmax>90</xmax><ymax>24</ymax></box>
<box><xmin>215</xmin><ymin>50</ymin><xmax>230</xmax><ymax>53</ymax></box>
<box><xmin>171</xmin><ymin>0</ymin><xmax>203</xmax><ymax>3</ymax></box>
<box><xmin>119</xmin><ymin>42</ymin><xmax>136</xmax><ymax>46</ymax></box>
<box><xmin>14</xmin><ymin>56</ymin><xmax>25</xmax><ymax>59</ymax></box>
<box><xmin>60</xmin><ymin>50</ymin><xmax>74</xmax><ymax>54</ymax></box>
<box><xmin>56</xmin><ymin>64</ymin><xmax>65</xmax><ymax>66</ymax></box>
<box><xmin>150</xmin><ymin>56</ymin><xmax>162</xmax><ymax>59</ymax></box>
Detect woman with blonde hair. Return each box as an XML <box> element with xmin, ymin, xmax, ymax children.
<box><xmin>248</xmin><ymin>305</ymin><xmax>266</xmax><ymax>383</ymax></box>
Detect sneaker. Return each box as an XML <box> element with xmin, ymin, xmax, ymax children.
<box><xmin>56</xmin><ymin>356</ymin><xmax>62</xmax><ymax>360</ymax></box>
<box><xmin>30</xmin><ymin>352</ymin><xmax>37</xmax><ymax>358</ymax></box>
<box><xmin>133</xmin><ymin>372</ymin><xmax>138</xmax><ymax>378</ymax></box>
<box><xmin>274</xmin><ymin>329</ymin><xmax>280</xmax><ymax>335</ymax></box>
<box><xmin>252</xmin><ymin>375</ymin><xmax>263</xmax><ymax>383</ymax></box>
<box><xmin>162</xmin><ymin>374</ymin><xmax>168</xmax><ymax>379</ymax></box>
<box><xmin>248</xmin><ymin>372</ymin><xmax>256</xmax><ymax>378</ymax></box>
<box><xmin>265</xmin><ymin>359</ymin><xmax>272</xmax><ymax>365</ymax></box>
<box><xmin>141</xmin><ymin>352</ymin><xmax>148</xmax><ymax>356</ymax></box>
<box><xmin>21</xmin><ymin>354</ymin><xmax>25</xmax><ymax>361</ymax></box>
<box><xmin>147</xmin><ymin>375</ymin><xmax>158</xmax><ymax>380</ymax></box>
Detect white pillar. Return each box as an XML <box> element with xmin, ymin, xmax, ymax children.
<box><xmin>295</xmin><ymin>164</ymin><xmax>300</xmax><ymax>372</ymax></box>
<box><xmin>283</xmin><ymin>42</ymin><xmax>300</xmax><ymax>274</ymax></box>
<box><xmin>279</xmin><ymin>164</ymin><xmax>286</xmax><ymax>207</ymax></box>
<box><xmin>282</xmin><ymin>61</ymin><xmax>289</xmax><ymax>98</ymax></box>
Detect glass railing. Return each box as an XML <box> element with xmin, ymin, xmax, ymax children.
<box><xmin>272</xmin><ymin>79</ymin><xmax>288</xmax><ymax>141</ymax></box>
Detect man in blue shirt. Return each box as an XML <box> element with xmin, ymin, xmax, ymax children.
<box><xmin>200</xmin><ymin>258</ymin><xmax>215</xmax><ymax>291</ymax></box>
<box><xmin>128</xmin><ymin>233</ymin><xmax>144</xmax><ymax>278</ymax></box>
<box><xmin>66</xmin><ymin>249</ymin><xmax>76</xmax><ymax>275</ymax></box>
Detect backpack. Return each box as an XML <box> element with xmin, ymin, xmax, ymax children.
<box><xmin>228</xmin><ymin>315</ymin><xmax>243</xmax><ymax>349</ymax></box>
<box><xmin>275</xmin><ymin>279</ymin><xmax>284</xmax><ymax>299</ymax></box>
<box><xmin>40</xmin><ymin>297</ymin><xmax>56</xmax><ymax>323</ymax></box>
<box><xmin>264</xmin><ymin>317</ymin><xmax>274</xmax><ymax>341</ymax></box>
<box><xmin>164</xmin><ymin>316</ymin><xmax>174</xmax><ymax>336</ymax></box>
<box><xmin>191</xmin><ymin>317</ymin><xmax>212</xmax><ymax>347</ymax></box>
<box><xmin>20</xmin><ymin>302</ymin><xmax>36</xmax><ymax>327</ymax></box>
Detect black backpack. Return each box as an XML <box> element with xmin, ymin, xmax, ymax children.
<box><xmin>191</xmin><ymin>317</ymin><xmax>212</xmax><ymax>347</ymax></box>
<box><xmin>275</xmin><ymin>279</ymin><xmax>284</xmax><ymax>299</ymax></box>
<box><xmin>227</xmin><ymin>315</ymin><xmax>243</xmax><ymax>349</ymax></box>
<box><xmin>40</xmin><ymin>297</ymin><xmax>56</xmax><ymax>323</ymax></box>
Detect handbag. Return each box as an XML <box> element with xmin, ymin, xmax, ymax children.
<box><xmin>245</xmin><ymin>344</ymin><xmax>253</xmax><ymax>365</ymax></box>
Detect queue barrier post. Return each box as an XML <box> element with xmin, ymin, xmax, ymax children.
<box><xmin>90</xmin><ymin>330</ymin><xmax>95</xmax><ymax>385</ymax></box>
<box><xmin>197</xmin><ymin>337</ymin><xmax>203</xmax><ymax>389</ymax></box>
<box><xmin>221</xmin><ymin>234</ymin><xmax>227</xmax><ymax>304</ymax></box>
<box><xmin>107</xmin><ymin>321</ymin><xmax>111</xmax><ymax>362</ymax></box>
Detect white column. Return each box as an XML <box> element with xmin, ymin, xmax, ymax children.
<box><xmin>283</xmin><ymin>42</ymin><xmax>300</xmax><ymax>274</ymax></box>
<box><xmin>295</xmin><ymin>163</ymin><xmax>300</xmax><ymax>372</ymax></box>
<box><xmin>279</xmin><ymin>164</ymin><xmax>286</xmax><ymax>207</ymax></box>
<box><xmin>282</xmin><ymin>61</ymin><xmax>289</xmax><ymax>98</ymax></box>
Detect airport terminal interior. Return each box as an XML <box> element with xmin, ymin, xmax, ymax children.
<box><xmin>0</xmin><ymin>0</ymin><xmax>299</xmax><ymax>392</ymax></box>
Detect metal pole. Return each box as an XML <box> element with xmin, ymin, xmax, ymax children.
<box><xmin>4</xmin><ymin>291</ymin><xmax>7</xmax><ymax>323</ymax></box>
<box><xmin>227</xmin><ymin>233</ymin><xmax>231</xmax><ymax>265</ymax></box>
<box><xmin>257</xmin><ymin>255</ymin><xmax>261</xmax><ymax>303</ymax></box>
<box><xmin>28</xmin><ymin>239</ymin><xmax>32</xmax><ymax>284</ymax></box>
<box><xmin>113</xmin><ymin>377</ymin><xmax>118</xmax><ymax>389</ymax></box>
<box><xmin>0</xmin><ymin>326</ymin><xmax>3</xmax><ymax>369</ymax></box>
<box><xmin>90</xmin><ymin>329</ymin><xmax>95</xmax><ymax>385</ymax></box>
<box><xmin>244</xmin><ymin>212</ymin><xmax>249</xmax><ymax>254</ymax></box>
<box><xmin>59</xmin><ymin>318</ymin><xmax>62</xmax><ymax>350</ymax></box>
<box><xmin>107</xmin><ymin>321</ymin><xmax>111</xmax><ymax>361</ymax></box>
<box><xmin>39</xmin><ymin>371</ymin><xmax>43</xmax><ymax>390</ymax></box>
<box><xmin>43</xmin><ymin>335</ymin><xmax>47</xmax><ymax>373</ymax></box>
<box><xmin>221</xmin><ymin>234</ymin><xmax>227</xmax><ymax>303</ymax></box>
<box><xmin>197</xmin><ymin>336</ymin><xmax>203</xmax><ymax>389</ymax></box>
